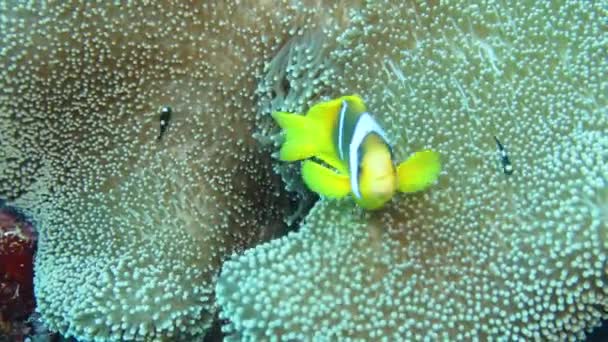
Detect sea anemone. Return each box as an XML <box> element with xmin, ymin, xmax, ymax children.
<box><xmin>0</xmin><ymin>1</ymin><xmax>346</xmax><ymax>340</ymax></box>
<box><xmin>217</xmin><ymin>1</ymin><xmax>608</xmax><ymax>340</ymax></box>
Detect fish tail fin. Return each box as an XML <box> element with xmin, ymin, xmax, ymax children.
<box><xmin>396</xmin><ymin>150</ymin><xmax>441</xmax><ymax>193</ymax></box>
<box><xmin>272</xmin><ymin>111</ymin><xmax>321</xmax><ymax>161</ymax></box>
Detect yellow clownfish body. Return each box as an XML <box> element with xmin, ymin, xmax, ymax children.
<box><xmin>272</xmin><ymin>95</ymin><xmax>441</xmax><ymax>210</ymax></box>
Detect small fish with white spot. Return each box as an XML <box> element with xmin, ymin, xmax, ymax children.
<box><xmin>158</xmin><ymin>106</ymin><xmax>172</xmax><ymax>140</ymax></box>
<box><xmin>494</xmin><ymin>135</ymin><xmax>513</xmax><ymax>175</ymax></box>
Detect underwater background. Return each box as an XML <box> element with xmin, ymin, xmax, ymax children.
<box><xmin>1</xmin><ymin>1</ymin><xmax>607</xmax><ymax>341</ymax></box>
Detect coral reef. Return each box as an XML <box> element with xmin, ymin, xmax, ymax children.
<box><xmin>0</xmin><ymin>206</ymin><xmax>37</xmax><ymax>340</ymax></box>
<box><xmin>1</xmin><ymin>0</ymin><xmax>605</xmax><ymax>340</ymax></box>
<box><xmin>217</xmin><ymin>0</ymin><xmax>608</xmax><ymax>340</ymax></box>
<box><xmin>0</xmin><ymin>1</ymin><xmax>352</xmax><ymax>340</ymax></box>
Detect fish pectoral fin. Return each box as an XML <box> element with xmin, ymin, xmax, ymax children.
<box><xmin>396</xmin><ymin>150</ymin><xmax>441</xmax><ymax>193</ymax></box>
<box><xmin>301</xmin><ymin>160</ymin><xmax>351</xmax><ymax>199</ymax></box>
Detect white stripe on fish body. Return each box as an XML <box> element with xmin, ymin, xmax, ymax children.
<box><xmin>348</xmin><ymin>112</ymin><xmax>390</xmax><ymax>199</ymax></box>
<box><xmin>337</xmin><ymin>100</ymin><xmax>348</xmax><ymax>160</ymax></box>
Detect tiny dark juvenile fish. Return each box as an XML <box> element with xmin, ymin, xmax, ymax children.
<box><xmin>158</xmin><ymin>106</ymin><xmax>172</xmax><ymax>140</ymax></box>
<box><xmin>494</xmin><ymin>135</ymin><xmax>513</xmax><ymax>175</ymax></box>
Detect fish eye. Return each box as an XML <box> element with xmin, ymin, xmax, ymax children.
<box><xmin>160</xmin><ymin>106</ymin><xmax>172</xmax><ymax>116</ymax></box>
<box><xmin>159</xmin><ymin>106</ymin><xmax>172</xmax><ymax>125</ymax></box>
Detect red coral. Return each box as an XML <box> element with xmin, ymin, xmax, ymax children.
<box><xmin>0</xmin><ymin>207</ymin><xmax>36</xmax><ymax>321</ymax></box>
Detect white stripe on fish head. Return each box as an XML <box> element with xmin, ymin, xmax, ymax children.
<box><xmin>349</xmin><ymin>112</ymin><xmax>390</xmax><ymax>199</ymax></box>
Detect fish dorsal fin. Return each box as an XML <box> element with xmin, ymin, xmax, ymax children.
<box><xmin>304</xmin><ymin>96</ymin><xmax>366</xmax><ymax>174</ymax></box>
<box><xmin>305</xmin><ymin>97</ymin><xmax>344</xmax><ymax>122</ymax></box>
<box><xmin>349</xmin><ymin>113</ymin><xmax>390</xmax><ymax>198</ymax></box>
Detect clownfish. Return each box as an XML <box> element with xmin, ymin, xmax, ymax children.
<box><xmin>272</xmin><ymin>95</ymin><xmax>441</xmax><ymax>210</ymax></box>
